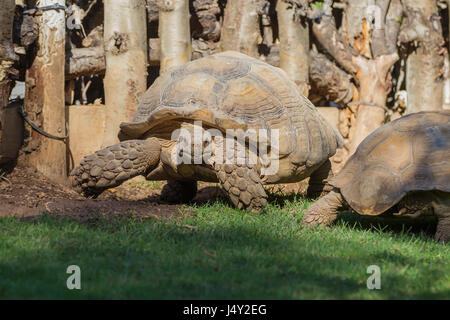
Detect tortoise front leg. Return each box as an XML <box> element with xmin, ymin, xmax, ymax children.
<box><xmin>302</xmin><ymin>189</ymin><xmax>344</xmax><ymax>227</ymax></box>
<box><xmin>433</xmin><ymin>191</ymin><xmax>450</xmax><ymax>243</ymax></box>
<box><xmin>70</xmin><ymin>138</ymin><xmax>161</xmax><ymax>197</ymax></box>
<box><xmin>215</xmin><ymin>163</ymin><xmax>267</xmax><ymax>212</ymax></box>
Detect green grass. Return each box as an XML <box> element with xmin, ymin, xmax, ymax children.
<box><xmin>0</xmin><ymin>197</ymin><xmax>449</xmax><ymax>299</ymax></box>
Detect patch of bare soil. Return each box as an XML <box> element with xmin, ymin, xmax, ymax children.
<box><xmin>0</xmin><ymin>165</ymin><xmax>308</xmax><ymax>222</ymax></box>
<box><xmin>0</xmin><ymin>166</ymin><xmax>227</xmax><ymax>221</ymax></box>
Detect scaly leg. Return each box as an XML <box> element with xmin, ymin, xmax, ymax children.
<box><xmin>70</xmin><ymin>138</ymin><xmax>161</xmax><ymax>197</ymax></box>
<box><xmin>215</xmin><ymin>162</ymin><xmax>267</xmax><ymax>212</ymax></box>
<box><xmin>302</xmin><ymin>189</ymin><xmax>344</xmax><ymax>226</ymax></box>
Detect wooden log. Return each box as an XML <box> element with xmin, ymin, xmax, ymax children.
<box><xmin>23</xmin><ymin>0</ymin><xmax>67</xmax><ymax>184</ymax></box>
<box><xmin>66</xmin><ymin>38</ymin><xmax>215</xmax><ymax>76</ymax></box>
<box><xmin>65</xmin><ymin>47</ymin><xmax>105</xmax><ymax>80</ymax></box>
<box><xmin>102</xmin><ymin>0</ymin><xmax>148</xmax><ymax>147</ymax></box>
<box><xmin>158</xmin><ymin>0</ymin><xmax>191</xmax><ymax>73</ymax></box>
<box><xmin>220</xmin><ymin>0</ymin><xmax>264</xmax><ymax>58</ymax></box>
<box><xmin>400</xmin><ymin>0</ymin><xmax>445</xmax><ymax>113</ymax></box>
<box><xmin>276</xmin><ymin>0</ymin><xmax>309</xmax><ymax>95</ymax></box>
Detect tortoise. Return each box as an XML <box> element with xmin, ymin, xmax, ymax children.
<box><xmin>302</xmin><ymin>111</ymin><xmax>450</xmax><ymax>243</ymax></box>
<box><xmin>70</xmin><ymin>51</ymin><xmax>343</xmax><ymax>211</ymax></box>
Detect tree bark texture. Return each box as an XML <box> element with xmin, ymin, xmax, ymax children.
<box><xmin>102</xmin><ymin>0</ymin><xmax>148</xmax><ymax>147</ymax></box>
<box><xmin>158</xmin><ymin>0</ymin><xmax>191</xmax><ymax>73</ymax></box>
<box><xmin>276</xmin><ymin>0</ymin><xmax>309</xmax><ymax>96</ymax></box>
<box><xmin>23</xmin><ymin>0</ymin><xmax>67</xmax><ymax>184</ymax></box>
<box><xmin>399</xmin><ymin>0</ymin><xmax>445</xmax><ymax>113</ymax></box>
<box><xmin>220</xmin><ymin>0</ymin><xmax>265</xmax><ymax>58</ymax></box>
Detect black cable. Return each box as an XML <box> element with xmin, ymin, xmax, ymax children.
<box><xmin>17</xmin><ymin>103</ymin><xmax>69</xmax><ymax>142</ymax></box>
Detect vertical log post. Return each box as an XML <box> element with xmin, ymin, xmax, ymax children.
<box><xmin>23</xmin><ymin>0</ymin><xmax>67</xmax><ymax>184</ymax></box>
<box><xmin>102</xmin><ymin>0</ymin><xmax>148</xmax><ymax>147</ymax></box>
<box><xmin>400</xmin><ymin>0</ymin><xmax>445</xmax><ymax>113</ymax></box>
<box><xmin>158</xmin><ymin>0</ymin><xmax>191</xmax><ymax>73</ymax></box>
<box><xmin>220</xmin><ymin>0</ymin><xmax>263</xmax><ymax>58</ymax></box>
<box><xmin>276</xmin><ymin>0</ymin><xmax>309</xmax><ymax>96</ymax></box>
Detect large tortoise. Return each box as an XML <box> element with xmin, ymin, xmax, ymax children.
<box><xmin>302</xmin><ymin>111</ymin><xmax>450</xmax><ymax>243</ymax></box>
<box><xmin>70</xmin><ymin>51</ymin><xmax>342</xmax><ymax>211</ymax></box>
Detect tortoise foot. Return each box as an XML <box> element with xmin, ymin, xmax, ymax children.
<box><xmin>215</xmin><ymin>163</ymin><xmax>267</xmax><ymax>212</ymax></box>
<box><xmin>302</xmin><ymin>189</ymin><xmax>343</xmax><ymax>227</ymax></box>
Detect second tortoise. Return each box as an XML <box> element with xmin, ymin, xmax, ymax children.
<box><xmin>302</xmin><ymin>111</ymin><xmax>450</xmax><ymax>243</ymax></box>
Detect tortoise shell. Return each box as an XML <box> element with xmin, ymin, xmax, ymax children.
<box><xmin>119</xmin><ymin>51</ymin><xmax>341</xmax><ymax>170</ymax></box>
<box><xmin>330</xmin><ymin>111</ymin><xmax>450</xmax><ymax>215</ymax></box>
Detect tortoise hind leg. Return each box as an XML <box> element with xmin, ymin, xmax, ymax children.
<box><xmin>302</xmin><ymin>189</ymin><xmax>344</xmax><ymax>227</ymax></box>
<box><xmin>215</xmin><ymin>163</ymin><xmax>267</xmax><ymax>212</ymax></box>
<box><xmin>160</xmin><ymin>180</ymin><xmax>198</xmax><ymax>203</ymax></box>
<box><xmin>70</xmin><ymin>138</ymin><xmax>161</xmax><ymax>197</ymax></box>
<box><xmin>433</xmin><ymin>191</ymin><xmax>450</xmax><ymax>243</ymax></box>
<box><xmin>307</xmin><ymin>159</ymin><xmax>334</xmax><ymax>198</ymax></box>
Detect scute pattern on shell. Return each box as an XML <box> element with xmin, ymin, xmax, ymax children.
<box><xmin>331</xmin><ymin>111</ymin><xmax>450</xmax><ymax>215</ymax></box>
<box><xmin>120</xmin><ymin>51</ymin><xmax>341</xmax><ymax>171</ymax></box>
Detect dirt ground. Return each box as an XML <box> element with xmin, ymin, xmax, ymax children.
<box><xmin>0</xmin><ymin>165</ymin><xmax>308</xmax><ymax>221</ymax></box>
